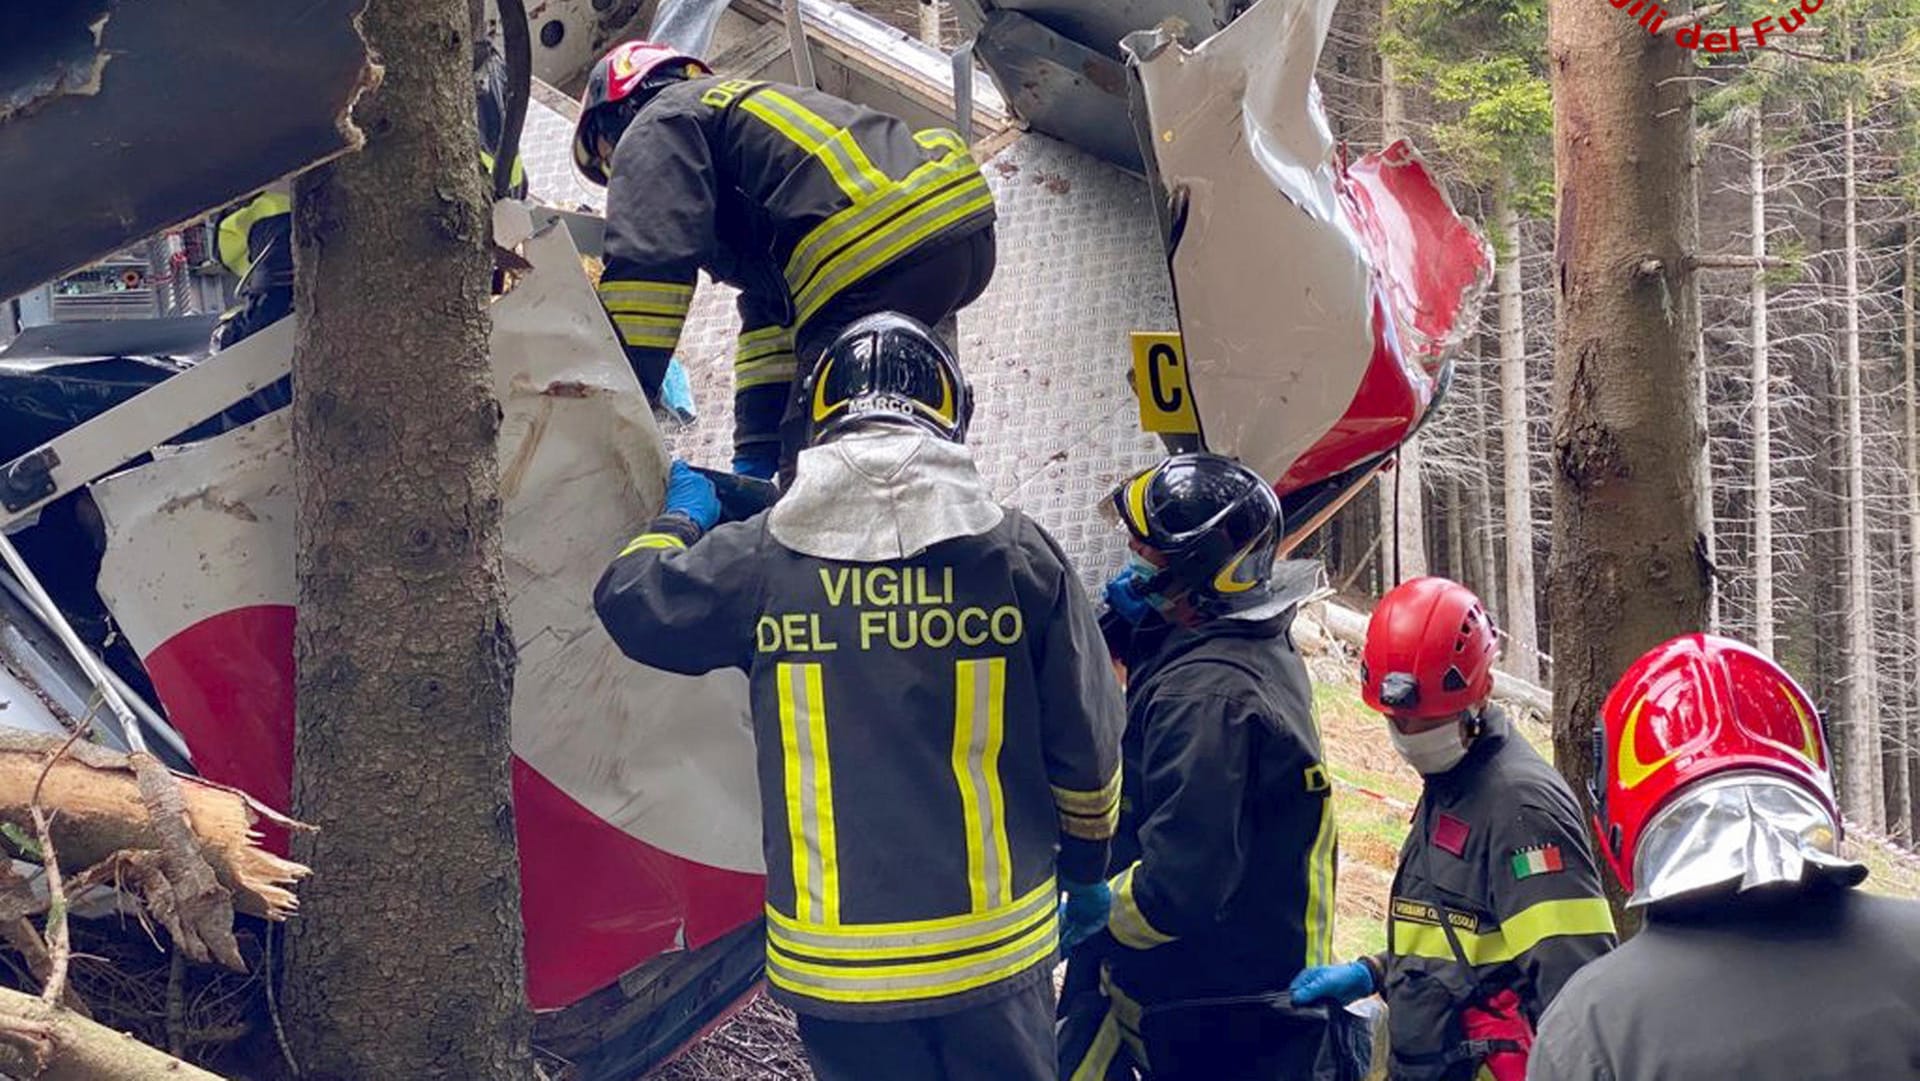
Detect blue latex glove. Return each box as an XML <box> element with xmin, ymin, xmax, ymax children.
<box><xmin>731</xmin><ymin>448</ymin><xmax>779</xmax><ymax>481</ymax></box>
<box><xmin>1288</xmin><ymin>961</ymin><xmax>1375</xmax><ymax>1006</ymax></box>
<box><xmin>657</xmin><ymin>358</ymin><xmax>697</xmax><ymax>426</ymax></box>
<box><xmin>1104</xmin><ymin>567</ymin><xmax>1156</xmax><ymax>626</ymax></box>
<box><xmin>1059</xmin><ymin>880</ymin><xmax>1112</xmax><ymax>951</ymax></box>
<box><xmin>664</xmin><ymin>460</ymin><xmax>721</xmax><ymax>531</ymax></box>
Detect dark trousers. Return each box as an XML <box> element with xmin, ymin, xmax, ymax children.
<box><xmin>771</xmin><ymin>225</ymin><xmax>997</xmax><ymax>483</ymax></box>
<box><xmin>796</xmin><ymin>974</ymin><xmax>1054</xmax><ymax>1081</ymax></box>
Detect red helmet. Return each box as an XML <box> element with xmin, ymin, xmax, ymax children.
<box><xmin>1360</xmin><ymin>577</ymin><xmax>1499</xmax><ymax>720</ymax></box>
<box><xmin>1594</xmin><ymin>634</ymin><xmax>1838</xmax><ymax>893</ymax></box>
<box><xmin>572</xmin><ymin>41</ymin><xmax>711</xmax><ymax>186</ymax></box>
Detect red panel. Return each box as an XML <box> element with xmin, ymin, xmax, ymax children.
<box><xmin>140</xmin><ymin>605</ymin><xmax>765</xmax><ymax>1010</ymax></box>
<box><xmin>1276</xmin><ymin>291</ymin><xmax>1421</xmax><ymax>494</ymax></box>
<box><xmin>514</xmin><ymin>758</ymin><xmax>764</xmax><ymax>1009</ymax></box>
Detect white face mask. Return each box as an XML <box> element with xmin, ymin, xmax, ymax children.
<box><xmin>1389</xmin><ymin>719</ymin><xmax>1470</xmax><ymax>775</ymax></box>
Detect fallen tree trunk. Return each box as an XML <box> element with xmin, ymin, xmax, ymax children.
<box><xmin>0</xmin><ymin>985</ymin><xmax>225</xmax><ymax>1080</ymax></box>
<box><xmin>0</xmin><ymin>731</ymin><xmax>308</xmax><ymax>924</ymax></box>
<box><xmin>1311</xmin><ymin>600</ymin><xmax>1556</xmax><ymax>718</ymax></box>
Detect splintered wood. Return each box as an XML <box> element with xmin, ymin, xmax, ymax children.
<box><xmin>0</xmin><ymin>731</ymin><xmax>309</xmax><ymax>933</ymax></box>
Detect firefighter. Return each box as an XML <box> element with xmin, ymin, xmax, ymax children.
<box><xmin>1290</xmin><ymin>577</ymin><xmax>1615</xmax><ymax>1081</ymax></box>
<box><xmin>572</xmin><ymin>41</ymin><xmax>997</xmax><ymax>483</ymax></box>
<box><xmin>211</xmin><ymin>49</ymin><xmax>527</xmax><ymax>352</ymax></box>
<box><xmin>1057</xmin><ymin>454</ymin><xmax>1342</xmax><ymax>1081</ymax></box>
<box><xmin>592</xmin><ymin>313</ymin><xmax>1121</xmax><ymax>1081</ymax></box>
<box><xmin>1528</xmin><ymin>634</ymin><xmax>1920</xmax><ymax>1080</ymax></box>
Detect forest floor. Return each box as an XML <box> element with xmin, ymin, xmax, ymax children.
<box><xmin>644</xmin><ymin>603</ymin><xmax>1920</xmax><ymax>1080</ymax></box>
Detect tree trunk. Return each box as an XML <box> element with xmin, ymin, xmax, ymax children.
<box><xmin>1546</xmin><ymin>2</ymin><xmax>1709</xmax><ymax>892</ymax></box>
<box><xmin>1496</xmin><ymin>179</ymin><xmax>1541</xmax><ymax>682</ymax></box>
<box><xmin>283</xmin><ymin>0</ymin><xmax>532</xmax><ymax>1077</ymax></box>
<box><xmin>1374</xmin><ymin>21</ymin><xmax>1428</xmax><ymax>585</ymax></box>
<box><xmin>1472</xmin><ymin>361</ymin><xmax>1501</xmax><ymax>610</ymax></box>
<box><xmin>1750</xmin><ymin>113</ymin><xmax>1776</xmax><ymax>655</ymax></box>
<box><xmin>1838</xmin><ymin>100</ymin><xmax>1882</xmax><ymax>831</ymax></box>
<box><xmin>1695</xmin><ymin>309</ymin><xmax>1717</xmax><ymax>633</ymax></box>
<box><xmin>918</xmin><ymin>0</ymin><xmax>945</xmax><ymax>48</ymax></box>
<box><xmin>1446</xmin><ymin>478</ymin><xmax>1468</xmax><ymax>584</ymax></box>
<box><xmin>1901</xmin><ymin>230</ymin><xmax>1918</xmax><ymax>842</ymax></box>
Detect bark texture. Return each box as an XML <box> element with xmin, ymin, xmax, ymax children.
<box><xmin>1496</xmin><ymin>181</ymin><xmax>1541</xmax><ymax>682</ymax></box>
<box><xmin>1837</xmin><ymin>101</ymin><xmax>1881</xmax><ymax>830</ymax></box>
<box><xmin>1748</xmin><ymin>114</ymin><xmax>1776</xmax><ymax>655</ymax></box>
<box><xmin>0</xmin><ymin>986</ymin><xmax>223</xmax><ymax>1081</ymax></box>
<box><xmin>1545</xmin><ymin>3</ymin><xmax>1709</xmax><ymax>873</ymax></box>
<box><xmin>282</xmin><ymin>0</ymin><xmax>532</xmax><ymax>1077</ymax></box>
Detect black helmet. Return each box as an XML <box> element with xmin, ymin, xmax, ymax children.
<box><xmin>1106</xmin><ymin>453</ymin><xmax>1283</xmax><ymax>615</ymax></box>
<box><xmin>804</xmin><ymin>313</ymin><xmax>972</xmax><ymax>445</ymax></box>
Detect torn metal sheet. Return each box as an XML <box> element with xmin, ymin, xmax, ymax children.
<box><xmin>1125</xmin><ymin>0</ymin><xmax>1490</xmax><ymax>492</ymax></box>
<box><xmin>89</xmin><ymin>220</ymin><xmax>763</xmax><ymax>1013</ymax></box>
<box><xmin>0</xmin><ymin>0</ymin><xmax>373</xmax><ymax>302</ymax></box>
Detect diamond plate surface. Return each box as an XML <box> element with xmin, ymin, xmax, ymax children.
<box><xmin>524</xmin><ymin>90</ymin><xmax>607</xmax><ymax>214</ymax></box>
<box><xmin>519</xmin><ymin>91</ymin><xmax>1175</xmax><ymax>589</ymax></box>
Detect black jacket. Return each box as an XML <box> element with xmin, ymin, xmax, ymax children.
<box><xmin>596</xmin><ymin>76</ymin><xmax>994</xmax><ymax>428</ymax></box>
<box><xmin>1097</xmin><ymin>608</ymin><xmax>1338</xmax><ymax>1007</ymax></box>
<box><xmin>1377</xmin><ymin>709</ymin><xmax>1615</xmax><ymax>1081</ymax></box>
<box><xmin>1529</xmin><ymin>884</ymin><xmax>1920</xmax><ymax>1081</ymax></box>
<box><xmin>593</xmin><ymin>509</ymin><xmax>1122</xmax><ymax>1022</ymax></box>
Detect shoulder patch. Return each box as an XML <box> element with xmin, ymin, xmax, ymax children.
<box><xmin>1509</xmin><ymin>843</ymin><xmax>1565</xmax><ymax>880</ymax></box>
<box><xmin>1432</xmin><ymin>812</ymin><xmax>1471</xmax><ymax>857</ymax></box>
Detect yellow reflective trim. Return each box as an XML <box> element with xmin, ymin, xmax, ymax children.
<box><xmin>766</xmin><ymin>881</ymin><xmax>1055</xmax><ymax>962</ymax></box>
<box><xmin>736</xmin><ymin>355</ymin><xmax>798</xmax><ymax>390</ymax></box>
<box><xmin>767</xmin><ymin>876</ymin><xmax>1055</xmax><ymax>937</ymax></box>
<box><xmin>617</xmin><ymin>533</ymin><xmax>686</xmax><ymax>557</ymax></box>
<box><xmin>1052</xmin><ymin>765</ymin><xmax>1122</xmax><ymax>815</ymax></box>
<box><xmin>738</xmin><ymin>90</ymin><xmax>886</xmax><ymax>205</ymax></box>
<box><xmin>784</xmin><ymin>152</ymin><xmax>982</xmax><ymax>297</ymax></box>
<box><xmin>1303</xmin><ymin>793</ymin><xmax>1338</xmax><ymax>966</ymax></box>
<box><xmin>914</xmin><ymin>127</ymin><xmax>967</xmax><ymax>155</ymax></box>
<box><xmin>612</xmin><ymin>312</ymin><xmax>684</xmax><ymax>350</ymax></box>
<box><xmin>778</xmin><ymin>665</ymin><xmax>813</xmax><ymax>925</ymax></box>
<box><xmin>1391</xmin><ymin>897</ymin><xmax>1617</xmax><ymax>967</ymax></box>
<box><xmin>1107</xmin><ymin>863</ymin><xmax>1175</xmax><ymax>950</ymax></box>
<box><xmin>1070</xmin><ymin>1011</ymin><xmax>1123</xmax><ymax>1081</ymax></box>
<box><xmin>764</xmin><ymin>911</ymin><xmax>1055</xmax><ymax>1002</ymax></box>
<box><xmin>794</xmin><ymin>183</ymin><xmax>994</xmax><ymax>323</ymax></box>
<box><xmin>952</xmin><ymin>659</ymin><xmax>1012</xmax><ymax>912</ymax></box>
<box><xmin>599</xmin><ymin>279</ymin><xmax>694</xmax><ymax>299</ymax></box>
<box><xmin>805</xmin><ymin>663</ymin><xmax>840</xmax><ymax>925</ymax></box>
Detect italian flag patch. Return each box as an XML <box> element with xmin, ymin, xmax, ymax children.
<box><xmin>1510</xmin><ymin>844</ymin><xmax>1564</xmax><ymax>880</ymax></box>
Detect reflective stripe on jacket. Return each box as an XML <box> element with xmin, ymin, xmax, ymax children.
<box><xmin>596</xmin><ymin>77</ymin><xmax>994</xmax><ymax>398</ymax></box>
<box><xmin>593</xmin><ymin>509</ymin><xmax>1121</xmax><ymax>1021</ymax></box>
<box><xmin>1099</xmin><ymin>609</ymin><xmax>1339</xmax><ymax>1006</ymax></box>
<box><xmin>1377</xmin><ymin>707</ymin><xmax>1615</xmax><ymax>1081</ymax></box>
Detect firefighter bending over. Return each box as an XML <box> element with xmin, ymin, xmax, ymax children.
<box><xmin>1529</xmin><ymin>635</ymin><xmax>1920</xmax><ymax>1081</ymax></box>
<box><xmin>1291</xmin><ymin>577</ymin><xmax>1615</xmax><ymax>1081</ymax></box>
<box><xmin>572</xmin><ymin>41</ymin><xmax>997</xmax><ymax>483</ymax></box>
<box><xmin>1058</xmin><ymin>454</ymin><xmax>1343</xmax><ymax>1080</ymax></box>
<box><xmin>592</xmin><ymin>314</ymin><xmax>1122</xmax><ymax>1080</ymax></box>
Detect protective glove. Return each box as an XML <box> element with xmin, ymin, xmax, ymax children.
<box><xmin>655</xmin><ymin>357</ymin><xmax>697</xmax><ymax>427</ymax></box>
<box><xmin>1058</xmin><ymin>880</ymin><xmax>1112</xmax><ymax>951</ymax></box>
<box><xmin>731</xmin><ymin>448</ymin><xmax>779</xmax><ymax>481</ymax></box>
<box><xmin>1104</xmin><ymin>567</ymin><xmax>1155</xmax><ymax>626</ymax></box>
<box><xmin>1288</xmin><ymin>961</ymin><xmax>1375</xmax><ymax>1007</ymax></box>
<box><xmin>663</xmin><ymin>460</ymin><xmax>721</xmax><ymax>531</ymax></box>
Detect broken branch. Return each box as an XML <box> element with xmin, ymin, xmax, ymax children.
<box><xmin>1690</xmin><ymin>253</ymin><xmax>1791</xmax><ymax>271</ymax></box>
<box><xmin>0</xmin><ymin>731</ymin><xmax>309</xmax><ymax>924</ymax></box>
<box><xmin>1657</xmin><ymin>3</ymin><xmax>1725</xmax><ymax>34</ymax></box>
<box><xmin>0</xmin><ymin>985</ymin><xmax>225</xmax><ymax>1080</ymax></box>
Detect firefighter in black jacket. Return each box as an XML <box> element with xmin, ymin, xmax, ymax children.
<box><xmin>572</xmin><ymin>40</ymin><xmax>997</xmax><ymax>482</ymax></box>
<box><xmin>1057</xmin><ymin>454</ymin><xmax>1341</xmax><ymax>1081</ymax></box>
<box><xmin>592</xmin><ymin>314</ymin><xmax>1121</xmax><ymax>1080</ymax></box>
<box><xmin>1528</xmin><ymin>634</ymin><xmax>1920</xmax><ymax>1081</ymax></box>
<box><xmin>1291</xmin><ymin>577</ymin><xmax>1615</xmax><ymax>1081</ymax></box>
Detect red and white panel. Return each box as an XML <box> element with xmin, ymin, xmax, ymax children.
<box><xmin>91</xmin><ymin>221</ymin><xmax>765</xmax><ymax>1010</ymax></box>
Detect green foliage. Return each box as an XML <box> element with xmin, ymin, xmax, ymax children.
<box><xmin>0</xmin><ymin>821</ymin><xmax>40</xmax><ymax>860</ymax></box>
<box><xmin>1388</xmin><ymin>0</ymin><xmax>1551</xmax><ymax>202</ymax></box>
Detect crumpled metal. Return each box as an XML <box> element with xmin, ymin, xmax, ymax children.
<box><xmin>1629</xmin><ymin>771</ymin><xmax>1866</xmax><ymax>908</ymax></box>
<box><xmin>769</xmin><ymin>428</ymin><xmax>1004</xmax><ymax>561</ymax></box>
